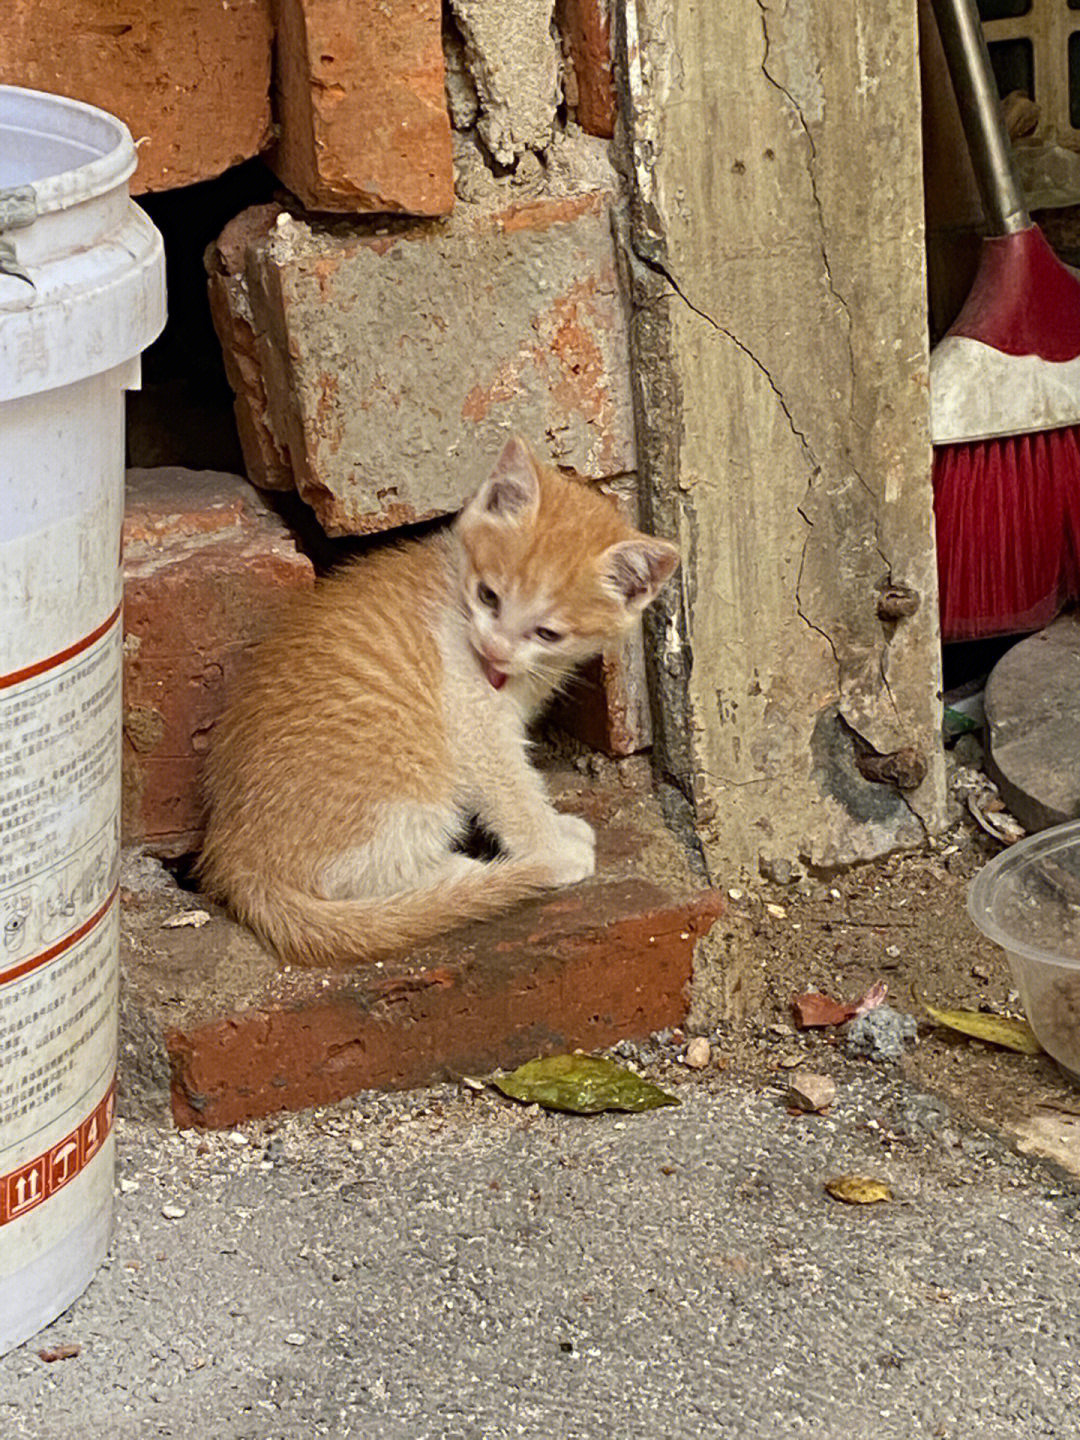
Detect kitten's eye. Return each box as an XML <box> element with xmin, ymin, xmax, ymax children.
<box><xmin>533</xmin><ymin>626</ymin><xmax>563</xmax><ymax>644</ymax></box>
<box><xmin>477</xmin><ymin>582</ymin><xmax>499</xmax><ymax>612</ymax></box>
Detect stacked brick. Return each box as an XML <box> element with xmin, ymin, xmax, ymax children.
<box><xmin>0</xmin><ymin>0</ymin><xmax>615</xmax><ymax>195</ymax></box>
<box><xmin>2</xmin><ymin>0</ymin><xmax>639</xmax><ymax>854</ymax></box>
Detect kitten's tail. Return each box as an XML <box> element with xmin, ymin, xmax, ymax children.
<box><xmin>222</xmin><ymin>860</ymin><xmax>554</xmax><ymax>967</ymax></box>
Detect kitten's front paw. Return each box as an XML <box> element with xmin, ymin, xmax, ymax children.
<box><xmin>555</xmin><ymin>812</ymin><xmax>595</xmax><ymax>849</ymax></box>
<box><xmin>543</xmin><ymin>813</ymin><xmax>596</xmax><ymax>886</ymax></box>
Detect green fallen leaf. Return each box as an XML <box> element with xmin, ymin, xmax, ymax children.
<box><xmin>492</xmin><ymin>1054</ymin><xmax>680</xmax><ymax>1114</ymax></box>
<box><xmin>923</xmin><ymin>1001</ymin><xmax>1043</xmax><ymax>1055</ymax></box>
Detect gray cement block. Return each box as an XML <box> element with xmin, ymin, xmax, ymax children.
<box><xmin>215</xmin><ymin>194</ymin><xmax>635</xmax><ymax>534</ymax></box>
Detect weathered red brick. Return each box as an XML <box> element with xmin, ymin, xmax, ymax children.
<box><xmin>165</xmin><ymin>882</ymin><xmax>723</xmax><ymax>1128</ymax></box>
<box><xmin>268</xmin><ymin>0</ymin><xmax>454</xmax><ymax>215</ymax></box>
<box><xmin>0</xmin><ymin>0</ymin><xmax>272</xmax><ymax>193</ymax></box>
<box><xmin>122</xmin><ymin>468</ymin><xmax>314</xmax><ymax>855</ymax></box>
<box><xmin>558</xmin><ymin>0</ymin><xmax>617</xmax><ymax>139</ymax></box>
<box><xmin>206</xmin><ymin>205</ymin><xmax>294</xmax><ymax>492</ymax></box>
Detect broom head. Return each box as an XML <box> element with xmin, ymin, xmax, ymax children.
<box><xmin>930</xmin><ymin>226</ymin><xmax>1080</xmax><ymax>640</ymax></box>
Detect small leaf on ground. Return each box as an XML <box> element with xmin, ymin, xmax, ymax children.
<box><xmin>492</xmin><ymin>1054</ymin><xmax>680</xmax><ymax>1114</ymax></box>
<box><xmin>792</xmin><ymin>992</ymin><xmax>857</xmax><ymax>1028</ymax></box>
<box><xmin>923</xmin><ymin>1002</ymin><xmax>1042</xmax><ymax>1055</ymax></box>
<box><xmin>38</xmin><ymin>1344</ymin><xmax>80</xmax><ymax>1363</ymax></box>
<box><xmin>824</xmin><ymin>1175</ymin><xmax>893</xmax><ymax>1205</ymax></box>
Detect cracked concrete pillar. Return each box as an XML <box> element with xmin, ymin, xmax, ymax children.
<box><xmin>620</xmin><ymin>0</ymin><xmax>947</xmax><ymax>876</ymax></box>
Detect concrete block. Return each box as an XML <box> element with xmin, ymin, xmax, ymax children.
<box><xmin>122</xmin><ymin>469</ymin><xmax>315</xmax><ymax>856</ymax></box>
<box><xmin>558</xmin><ymin>0</ymin><xmax>617</xmax><ymax>138</ymax></box>
<box><xmin>268</xmin><ymin>0</ymin><xmax>454</xmax><ymax>215</ymax></box>
<box><xmin>448</xmin><ymin>0</ymin><xmax>561</xmax><ymax>163</ymax></box>
<box><xmin>207</xmin><ymin>193</ymin><xmax>636</xmax><ymax>534</ymax></box>
<box><xmin>117</xmin><ymin>761</ymin><xmax>723</xmax><ymax>1128</ymax></box>
<box><xmin>0</xmin><ymin>0</ymin><xmax>272</xmax><ymax>193</ymax></box>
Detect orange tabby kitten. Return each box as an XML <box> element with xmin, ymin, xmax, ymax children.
<box><xmin>198</xmin><ymin>437</ymin><xmax>679</xmax><ymax>965</ymax></box>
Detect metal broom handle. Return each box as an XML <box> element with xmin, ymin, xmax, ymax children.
<box><xmin>930</xmin><ymin>0</ymin><xmax>1031</xmax><ymax>234</ymax></box>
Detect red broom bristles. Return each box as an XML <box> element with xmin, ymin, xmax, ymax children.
<box><xmin>933</xmin><ymin>424</ymin><xmax>1080</xmax><ymax>642</ymax></box>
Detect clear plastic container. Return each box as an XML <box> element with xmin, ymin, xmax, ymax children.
<box><xmin>969</xmin><ymin>819</ymin><xmax>1080</xmax><ymax>1077</ymax></box>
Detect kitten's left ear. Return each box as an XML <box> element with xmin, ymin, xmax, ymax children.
<box><xmin>600</xmin><ymin>538</ymin><xmax>680</xmax><ymax>611</ymax></box>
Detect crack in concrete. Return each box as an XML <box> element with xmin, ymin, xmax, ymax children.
<box><xmin>755</xmin><ymin>0</ymin><xmax>853</xmax><ymax>405</ymax></box>
<box><xmin>755</xmin><ymin>0</ymin><xmax>888</xmax><ymax>569</ymax></box>
<box><xmin>629</xmin><ymin>247</ymin><xmax>816</xmax><ymax>464</ymax></box>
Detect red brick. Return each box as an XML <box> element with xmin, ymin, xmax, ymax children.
<box><xmin>552</xmin><ymin>644</ymin><xmax>653</xmax><ymax>756</ymax></box>
<box><xmin>0</xmin><ymin>0</ymin><xmax>272</xmax><ymax>193</ymax></box>
<box><xmin>122</xmin><ymin>469</ymin><xmax>314</xmax><ymax>855</ymax></box>
<box><xmin>558</xmin><ymin>0</ymin><xmax>617</xmax><ymax>139</ymax></box>
<box><xmin>206</xmin><ymin>205</ymin><xmax>294</xmax><ymax>492</ymax></box>
<box><xmin>165</xmin><ymin>882</ymin><xmax>723</xmax><ymax>1128</ymax></box>
<box><xmin>117</xmin><ymin>760</ymin><xmax>724</xmax><ymax>1126</ymax></box>
<box><xmin>268</xmin><ymin>0</ymin><xmax>454</xmax><ymax>215</ymax></box>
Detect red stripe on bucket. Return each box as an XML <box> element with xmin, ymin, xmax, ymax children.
<box><xmin>0</xmin><ymin>1079</ymin><xmax>116</xmax><ymax>1227</ymax></box>
<box><xmin>0</xmin><ymin>887</ymin><xmax>117</xmax><ymax>988</ymax></box>
<box><xmin>0</xmin><ymin>604</ymin><xmax>122</xmax><ymax>691</ymax></box>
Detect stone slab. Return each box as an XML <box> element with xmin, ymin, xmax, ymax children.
<box><xmin>119</xmin><ymin>760</ymin><xmax>723</xmax><ymax>1127</ymax></box>
<box><xmin>208</xmin><ymin>193</ymin><xmax>635</xmax><ymax>534</ymax></box>
<box><xmin>985</xmin><ymin>614</ymin><xmax>1080</xmax><ymax>832</ymax></box>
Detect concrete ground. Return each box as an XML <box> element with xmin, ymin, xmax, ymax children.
<box><xmin>4</xmin><ymin>1056</ymin><xmax>1080</xmax><ymax>1440</ymax></box>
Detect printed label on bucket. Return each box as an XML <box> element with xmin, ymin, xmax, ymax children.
<box><xmin>0</xmin><ymin>608</ymin><xmax>121</xmax><ymax>1272</ymax></box>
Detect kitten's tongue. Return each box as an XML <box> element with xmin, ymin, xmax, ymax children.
<box><xmin>481</xmin><ymin>658</ymin><xmax>508</xmax><ymax>690</ymax></box>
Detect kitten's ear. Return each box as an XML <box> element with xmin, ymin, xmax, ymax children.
<box><xmin>464</xmin><ymin>437</ymin><xmax>541</xmax><ymax>524</ymax></box>
<box><xmin>600</xmin><ymin>538</ymin><xmax>680</xmax><ymax>610</ymax></box>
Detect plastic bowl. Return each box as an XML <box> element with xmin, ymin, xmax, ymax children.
<box><xmin>969</xmin><ymin>819</ymin><xmax>1080</xmax><ymax>1078</ymax></box>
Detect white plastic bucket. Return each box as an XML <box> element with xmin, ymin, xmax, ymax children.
<box><xmin>0</xmin><ymin>86</ymin><xmax>165</xmax><ymax>1353</ymax></box>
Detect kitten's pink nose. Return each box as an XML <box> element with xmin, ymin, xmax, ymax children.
<box><xmin>481</xmin><ymin>641</ymin><xmax>511</xmax><ymax>666</ymax></box>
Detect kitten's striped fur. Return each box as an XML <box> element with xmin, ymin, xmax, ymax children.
<box><xmin>198</xmin><ymin>438</ymin><xmax>679</xmax><ymax>965</ymax></box>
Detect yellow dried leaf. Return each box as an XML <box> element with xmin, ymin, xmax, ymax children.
<box><xmin>824</xmin><ymin>1174</ymin><xmax>893</xmax><ymax>1205</ymax></box>
<box><xmin>923</xmin><ymin>1002</ymin><xmax>1042</xmax><ymax>1055</ymax></box>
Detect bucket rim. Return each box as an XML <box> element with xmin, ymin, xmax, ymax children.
<box><xmin>0</xmin><ymin>84</ymin><xmax>136</xmax><ymax>216</ymax></box>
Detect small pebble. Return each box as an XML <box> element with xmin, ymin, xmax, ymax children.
<box><xmin>284</xmin><ymin>1333</ymin><xmax>306</xmax><ymax>1347</ymax></box>
<box><xmin>846</xmin><ymin>1005</ymin><xmax>917</xmax><ymax>1063</ymax></box>
<box><xmin>727</xmin><ymin>888</ymin><xmax>744</xmax><ymax>901</ymax></box>
<box><xmin>885</xmin><ymin>944</ymin><xmax>901</xmax><ymax>958</ymax></box>
<box><xmin>118</xmin><ymin>1178</ymin><xmax>139</xmax><ymax>1195</ymax></box>
<box><xmin>161</xmin><ymin>909</ymin><xmax>211</xmax><ymax>929</ymax></box>
<box><xmin>766</xmin><ymin>903</ymin><xmax>787</xmax><ymax>919</ymax></box>
<box><xmin>787</xmin><ymin>1073</ymin><xmax>837</xmax><ymax>1113</ymax></box>
<box><xmin>682</xmin><ymin>1037</ymin><xmax>711</xmax><ymax>1069</ymax></box>
<box><xmin>161</xmin><ymin>1202</ymin><xmax>187</xmax><ymax>1220</ymax></box>
<box><xmin>228</xmin><ymin>1131</ymin><xmax>248</xmax><ymax>1147</ymax></box>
